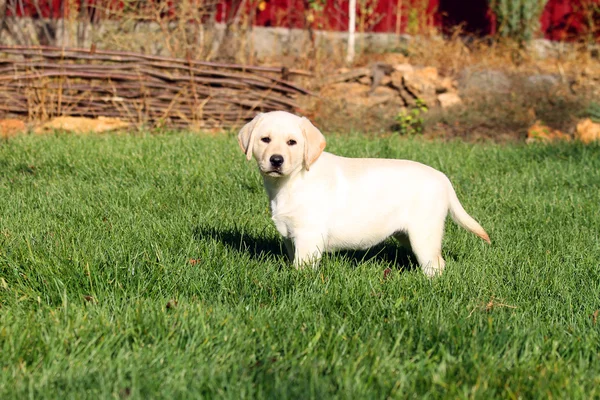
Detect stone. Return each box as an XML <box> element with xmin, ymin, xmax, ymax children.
<box><xmin>380</xmin><ymin>76</ymin><xmax>392</xmax><ymax>86</ymax></box>
<box><xmin>458</xmin><ymin>69</ymin><xmax>512</xmax><ymax>94</ymax></box>
<box><xmin>0</xmin><ymin>119</ymin><xmax>27</xmax><ymax>138</ymax></box>
<box><xmin>528</xmin><ymin>39</ymin><xmax>561</xmax><ymax>59</ymax></box>
<box><xmin>526</xmin><ymin>121</ymin><xmax>571</xmax><ymax>143</ymax></box>
<box><xmin>358</xmin><ymin>76</ymin><xmax>372</xmax><ymax>85</ymax></box>
<box><xmin>436</xmin><ymin>77</ymin><xmax>457</xmax><ymax>93</ymax></box>
<box><xmin>34</xmin><ymin>116</ymin><xmax>130</xmax><ymax>134</ymax></box>
<box><xmin>392</xmin><ymin>66</ymin><xmax>440</xmax><ymax>107</ymax></box>
<box><xmin>391</xmin><ymin>67</ymin><xmax>438</xmax><ymax>90</ymax></box>
<box><xmin>575</xmin><ymin>118</ymin><xmax>600</xmax><ymax>144</ymax></box>
<box><xmin>414</xmin><ymin>66</ymin><xmax>439</xmax><ymax>82</ymax></box>
<box><xmin>437</xmin><ymin>93</ymin><xmax>462</xmax><ymax>109</ymax></box>
<box><xmin>320</xmin><ymin>82</ymin><xmax>398</xmax><ymax>107</ymax></box>
<box><xmin>393</xmin><ymin>63</ymin><xmax>415</xmax><ymax>74</ymax></box>
<box><xmin>390</xmin><ymin>70</ymin><xmax>404</xmax><ymax>88</ymax></box>
<box><xmin>525</xmin><ymin>74</ymin><xmax>560</xmax><ymax>91</ymax></box>
<box><xmin>321</xmin><ymin>82</ymin><xmax>369</xmax><ymax>99</ymax></box>
<box><xmin>378</xmin><ymin>53</ymin><xmax>408</xmax><ymax>65</ymax></box>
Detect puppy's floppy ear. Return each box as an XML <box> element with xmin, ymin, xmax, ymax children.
<box><xmin>238</xmin><ymin>113</ymin><xmax>264</xmax><ymax>161</ymax></box>
<box><xmin>301</xmin><ymin>117</ymin><xmax>326</xmax><ymax>171</ymax></box>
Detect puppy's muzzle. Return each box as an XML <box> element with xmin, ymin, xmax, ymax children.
<box><xmin>270</xmin><ymin>154</ymin><xmax>284</xmax><ymax>168</ymax></box>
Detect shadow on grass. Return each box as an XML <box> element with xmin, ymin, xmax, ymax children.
<box><xmin>194</xmin><ymin>225</ymin><xmax>421</xmax><ymax>272</ymax></box>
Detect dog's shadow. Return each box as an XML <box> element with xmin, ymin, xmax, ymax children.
<box><xmin>194</xmin><ymin>225</ymin><xmax>426</xmax><ymax>272</ymax></box>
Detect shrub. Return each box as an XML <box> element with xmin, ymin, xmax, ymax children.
<box><xmin>490</xmin><ymin>0</ymin><xmax>549</xmax><ymax>42</ymax></box>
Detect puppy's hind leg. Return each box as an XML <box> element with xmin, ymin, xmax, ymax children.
<box><xmin>407</xmin><ymin>223</ymin><xmax>446</xmax><ymax>278</ymax></box>
<box><xmin>283</xmin><ymin>238</ymin><xmax>295</xmax><ymax>261</ymax></box>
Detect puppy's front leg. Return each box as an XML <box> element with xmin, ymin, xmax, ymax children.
<box><xmin>292</xmin><ymin>234</ymin><xmax>324</xmax><ymax>269</ymax></box>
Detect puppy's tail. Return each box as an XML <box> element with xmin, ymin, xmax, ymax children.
<box><xmin>447</xmin><ymin>183</ymin><xmax>491</xmax><ymax>244</ymax></box>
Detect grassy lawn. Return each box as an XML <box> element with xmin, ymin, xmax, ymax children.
<box><xmin>0</xmin><ymin>132</ymin><xmax>599</xmax><ymax>399</ymax></box>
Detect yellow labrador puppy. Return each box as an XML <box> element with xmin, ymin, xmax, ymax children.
<box><xmin>238</xmin><ymin>111</ymin><xmax>490</xmax><ymax>277</ymax></box>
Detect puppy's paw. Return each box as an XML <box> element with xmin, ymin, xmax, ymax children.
<box><xmin>293</xmin><ymin>258</ymin><xmax>321</xmax><ymax>270</ymax></box>
<box><xmin>421</xmin><ymin>265</ymin><xmax>444</xmax><ymax>278</ymax></box>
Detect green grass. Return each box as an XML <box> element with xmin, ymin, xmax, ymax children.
<box><xmin>1</xmin><ymin>132</ymin><xmax>599</xmax><ymax>399</ymax></box>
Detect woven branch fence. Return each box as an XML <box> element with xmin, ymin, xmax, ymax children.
<box><xmin>0</xmin><ymin>45</ymin><xmax>313</xmax><ymax>129</ymax></box>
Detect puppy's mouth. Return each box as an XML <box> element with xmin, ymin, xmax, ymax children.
<box><xmin>265</xmin><ymin>169</ymin><xmax>284</xmax><ymax>177</ymax></box>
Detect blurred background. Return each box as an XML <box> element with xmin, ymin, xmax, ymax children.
<box><xmin>0</xmin><ymin>0</ymin><xmax>599</xmax><ymax>140</ymax></box>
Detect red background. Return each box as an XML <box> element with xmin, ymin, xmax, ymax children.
<box><xmin>5</xmin><ymin>0</ymin><xmax>600</xmax><ymax>41</ymax></box>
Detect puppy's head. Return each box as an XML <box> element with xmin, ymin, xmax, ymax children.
<box><xmin>238</xmin><ymin>111</ymin><xmax>326</xmax><ymax>177</ymax></box>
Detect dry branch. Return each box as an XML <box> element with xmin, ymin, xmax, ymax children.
<box><xmin>0</xmin><ymin>45</ymin><xmax>313</xmax><ymax>129</ymax></box>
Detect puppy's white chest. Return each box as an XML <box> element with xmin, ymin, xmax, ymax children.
<box><xmin>270</xmin><ymin>204</ymin><xmax>299</xmax><ymax>239</ymax></box>
<box><xmin>271</xmin><ymin>214</ymin><xmax>291</xmax><ymax>238</ymax></box>
<box><xmin>269</xmin><ymin>194</ymin><xmax>313</xmax><ymax>239</ymax></box>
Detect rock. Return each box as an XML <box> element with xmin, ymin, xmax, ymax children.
<box><xmin>380</xmin><ymin>76</ymin><xmax>392</xmax><ymax>86</ymax></box>
<box><xmin>321</xmin><ymin>82</ymin><xmax>369</xmax><ymax>99</ymax></box>
<box><xmin>393</xmin><ymin>63</ymin><xmax>415</xmax><ymax>74</ymax></box>
<box><xmin>368</xmin><ymin>63</ymin><xmax>395</xmax><ymax>92</ymax></box>
<box><xmin>0</xmin><ymin>119</ymin><xmax>27</xmax><ymax>138</ymax></box>
<box><xmin>34</xmin><ymin>116</ymin><xmax>130</xmax><ymax>134</ymax></box>
<box><xmin>358</xmin><ymin>76</ymin><xmax>372</xmax><ymax>85</ymax></box>
<box><xmin>436</xmin><ymin>77</ymin><xmax>457</xmax><ymax>93</ymax></box>
<box><xmin>404</xmin><ymin>67</ymin><xmax>439</xmax><ymax>91</ymax></box>
<box><xmin>575</xmin><ymin>118</ymin><xmax>600</xmax><ymax>144</ymax></box>
<box><xmin>416</xmin><ymin>66</ymin><xmax>439</xmax><ymax>81</ymax></box>
<box><xmin>320</xmin><ymin>82</ymin><xmax>398</xmax><ymax>107</ymax></box>
<box><xmin>390</xmin><ymin>70</ymin><xmax>404</xmax><ymax>88</ymax></box>
<box><xmin>458</xmin><ymin>69</ymin><xmax>512</xmax><ymax>94</ymax></box>
<box><xmin>321</xmin><ymin>68</ymin><xmax>370</xmax><ymax>86</ymax></box>
<box><xmin>324</xmin><ymin>64</ymin><xmax>458</xmax><ymax>110</ymax></box>
<box><xmin>525</xmin><ymin>74</ymin><xmax>560</xmax><ymax>91</ymax></box>
<box><xmin>378</xmin><ymin>53</ymin><xmax>408</xmax><ymax>65</ymax></box>
<box><xmin>391</xmin><ymin>66</ymin><xmax>440</xmax><ymax>107</ymax></box>
<box><xmin>437</xmin><ymin>93</ymin><xmax>462</xmax><ymax>109</ymax></box>
<box><xmin>528</xmin><ymin>39</ymin><xmax>560</xmax><ymax>59</ymax></box>
<box><xmin>526</xmin><ymin>121</ymin><xmax>571</xmax><ymax>143</ymax></box>
<box><xmin>391</xmin><ymin>67</ymin><xmax>438</xmax><ymax>90</ymax></box>
<box><xmin>367</xmin><ymin>87</ymin><xmax>399</xmax><ymax>107</ymax></box>
<box><xmin>370</xmin><ymin>86</ymin><xmax>398</xmax><ymax>98</ymax></box>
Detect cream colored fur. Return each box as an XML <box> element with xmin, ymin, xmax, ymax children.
<box><xmin>238</xmin><ymin>111</ymin><xmax>490</xmax><ymax>277</ymax></box>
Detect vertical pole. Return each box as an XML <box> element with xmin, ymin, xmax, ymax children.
<box><xmin>347</xmin><ymin>0</ymin><xmax>356</xmax><ymax>64</ymax></box>
<box><xmin>395</xmin><ymin>0</ymin><xmax>402</xmax><ymax>36</ymax></box>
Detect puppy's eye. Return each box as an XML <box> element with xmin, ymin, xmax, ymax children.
<box><xmin>287</xmin><ymin>139</ymin><xmax>297</xmax><ymax>146</ymax></box>
<box><xmin>261</xmin><ymin>137</ymin><xmax>271</xmax><ymax>143</ymax></box>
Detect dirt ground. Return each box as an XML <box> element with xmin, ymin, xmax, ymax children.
<box><xmin>304</xmin><ymin>76</ymin><xmax>597</xmax><ymax>142</ymax></box>
<box><xmin>294</xmin><ymin>39</ymin><xmax>600</xmax><ymax>142</ymax></box>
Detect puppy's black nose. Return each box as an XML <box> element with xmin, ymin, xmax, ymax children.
<box><xmin>270</xmin><ymin>154</ymin><xmax>284</xmax><ymax>167</ymax></box>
